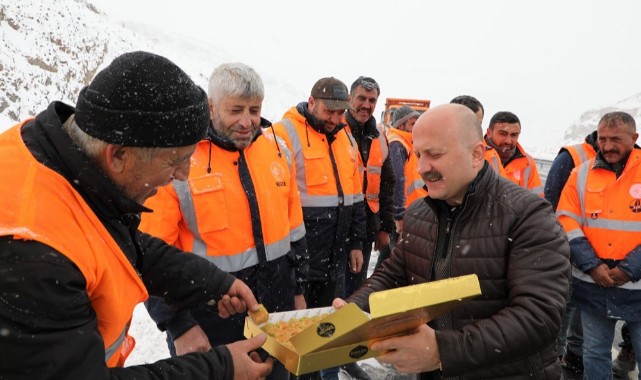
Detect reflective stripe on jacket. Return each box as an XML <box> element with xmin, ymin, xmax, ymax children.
<box><xmin>0</xmin><ymin>122</ymin><xmax>148</xmax><ymax>367</ymax></box>
<box><xmin>140</xmin><ymin>132</ymin><xmax>305</xmax><ymax>273</ymax></box>
<box><xmin>386</xmin><ymin>127</ymin><xmax>428</xmax><ymax>207</ymax></box>
<box><xmin>564</xmin><ymin>142</ymin><xmax>597</xmax><ymax>167</ymax></box>
<box><xmin>272</xmin><ymin>107</ymin><xmax>363</xmax><ymax>208</ymax></box>
<box><xmin>557</xmin><ymin>149</ymin><xmax>641</xmax><ymax>260</ymax></box>
<box><xmin>503</xmin><ymin>142</ymin><xmax>544</xmax><ymax>195</ymax></box>
<box><xmin>347</xmin><ymin>123</ymin><xmax>389</xmax><ymax>213</ymax></box>
<box><xmin>483</xmin><ymin>143</ymin><xmax>508</xmax><ymax>177</ymax></box>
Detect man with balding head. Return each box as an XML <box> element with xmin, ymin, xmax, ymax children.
<box><xmin>338</xmin><ymin>104</ymin><xmax>570</xmax><ymax>379</ymax></box>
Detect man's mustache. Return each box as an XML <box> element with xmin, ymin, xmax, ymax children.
<box><xmin>423</xmin><ymin>171</ymin><xmax>443</xmax><ymax>181</ymax></box>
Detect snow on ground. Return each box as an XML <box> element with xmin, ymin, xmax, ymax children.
<box><xmin>128</xmin><ymin>304</ymin><xmax>169</xmax><ymax>365</ymax></box>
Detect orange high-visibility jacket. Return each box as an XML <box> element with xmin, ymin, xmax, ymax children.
<box><xmin>503</xmin><ymin>142</ymin><xmax>544</xmax><ymax>196</ymax></box>
<box><xmin>140</xmin><ymin>132</ymin><xmax>305</xmax><ymax>273</ymax></box>
<box><xmin>483</xmin><ymin>143</ymin><xmax>508</xmax><ymax>178</ymax></box>
<box><xmin>564</xmin><ymin>142</ymin><xmax>597</xmax><ymax>167</ymax></box>
<box><xmin>0</xmin><ymin>123</ymin><xmax>148</xmax><ymax>367</ymax></box>
<box><xmin>557</xmin><ymin>149</ymin><xmax>641</xmax><ymax>260</ymax></box>
<box><xmin>386</xmin><ymin>127</ymin><xmax>428</xmax><ymax>207</ymax></box>
<box><xmin>271</xmin><ymin>107</ymin><xmax>363</xmax><ymax>209</ymax></box>
<box><xmin>345</xmin><ymin>122</ymin><xmax>389</xmax><ymax>213</ymax></box>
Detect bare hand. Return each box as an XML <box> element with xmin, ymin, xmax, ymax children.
<box><xmin>370</xmin><ymin>324</ymin><xmax>441</xmax><ymax>373</ymax></box>
<box><xmin>349</xmin><ymin>249</ymin><xmax>364</xmax><ymax>273</ymax></box>
<box><xmin>227</xmin><ymin>334</ymin><xmax>273</xmax><ymax>380</ymax></box>
<box><xmin>394</xmin><ymin>220</ymin><xmax>404</xmax><ymax>234</ymax></box>
<box><xmin>332</xmin><ymin>297</ymin><xmax>347</xmax><ymax>309</ymax></box>
<box><xmin>294</xmin><ymin>294</ymin><xmax>307</xmax><ymax>310</ymax></box>
<box><xmin>374</xmin><ymin>231</ymin><xmax>391</xmax><ymax>251</ymax></box>
<box><xmin>609</xmin><ymin>267</ymin><xmax>631</xmax><ymax>287</ymax></box>
<box><xmin>174</xmin><ymin>325</ymin><xmax>212</xmax><ymax>355</ymax></box>
<box><xmin>219</xmin><ymin>278</ymin><xmax>259</xmax><ymax>318</ymax></box>
<box><xmin>589</xmin><ymin>263</ymin><xmax>616</xmax><ymax>288</ymax></box>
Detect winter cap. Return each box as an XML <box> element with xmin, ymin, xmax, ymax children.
<box><xmin>392</xmin><ymin>105</ymin><xmax>421</xmax><ymax>128</ymax></box>
<box><xmin>75</xmin><ymin>51</ymin><xmax>209</xmax><ymax>147</ymax></box>
<box><xmin>311</xmin><ymin>77</ymin><xmax>352</xmax><ymax>111</ymax></box>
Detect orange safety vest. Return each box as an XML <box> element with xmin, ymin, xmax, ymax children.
<box><xmin>345</xmin><ymin>122</ymin><xmax>389</xmax><ymax>213</ymax></box>
<box><xmin>272</xmin><ymin>107</ymin><xmax>363</xmax><ymax>208</ymax></box>
<box><xmin>557</xmin><ymin>149</ymin><xmax>641</xmax><ymax>260</ymax></box>
<box><xmin>483</xmin><ymin>143</ymin><xmax>508</xmax><ymax>178</ymax></box>
<box><xmin>503</xmin><ymin>142</ymin><xmax>544</xmax><ymax>195</ymax></box>
<box><xmin>386</xmin><ymin>127</ymin><xmax>428</xmax><ymax>207</ymax></box>
<box><xmin>564</xmin><ymin>142</ymin><xmax>597</xmax><ymax>167</ymax></box>
<box><xmin>0</xmin><ymin>122</ymin><xmax>148</xmax><ymax>367</ymax></box>
<box><xmin>140</xmin><ymin>132</ymin><xmax>305</xmax><ymax>273</ymax></box>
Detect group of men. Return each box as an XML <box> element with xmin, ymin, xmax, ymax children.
<box><xmin>0</xmin><ymin>50</ymin><xmax>637</xmax><ymax>380</ymax></box>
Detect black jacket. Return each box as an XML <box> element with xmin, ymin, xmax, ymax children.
<box><xmin>345</xmin><ymin>112</ymin><xmax>395</xmax><ymax>239</ymax></box>
<box><xmin>348</xmin><ymin>163</ymin><xmax>571</xmax><ymax>379</ymax></box>
<box><xmin>0</xmin><ymin>102</ymin><xmax>238</xmax><ymax>380</ymax></box>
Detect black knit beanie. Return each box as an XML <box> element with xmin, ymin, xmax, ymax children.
<box><xmin>75</xmin><ymin>51</ymin><xmax>209</xmax><ymax>147</ymax></box>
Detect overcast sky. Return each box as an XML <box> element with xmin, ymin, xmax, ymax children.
<box><xmin>92</xmin><ymin>0</ymin><xmax>641</xmax><ymax>152</ymax></box>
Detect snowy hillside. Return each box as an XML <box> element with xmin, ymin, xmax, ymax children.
<box><xmin>0</xmin><ymin>0</ymin><xmax>144</xmax><ymax>127</ymax></box>
<box><xmin>0</xmin><ymin>0</ymin><xmax>304</xmax><ymax>131</ymax></box>
<box><xmin>563</xmin><ymin>92</ymin><xmax>641</xmax><ymax>145</ymax></box>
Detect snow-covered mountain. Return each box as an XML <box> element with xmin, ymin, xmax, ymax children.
<box><xmin>563</xmin><ymin>92</ymin><xmax>641</xmax><ymax>145</ymax></box>
<box><xmin>0</xmin><ymin>0</ymin><xmax>304</xmax><ymax>131</ymax></box>
<box><xmin>1</xmin><ymin>0</ymin><xmax>140</xmax><ymax>126</ymax></box>
<box><xmin>3</xmin><ymin>0</ymin><xmax>641</xmax><ymax>149</ymax></box>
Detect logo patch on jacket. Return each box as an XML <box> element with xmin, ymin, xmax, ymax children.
<box><xmin>271</xmin><ymin>161</ymin><xmax>287</xmax><ymax>187</ymax></box>
<box><xmin>631</xmin><ymin>184</ymin><xmax>641</xmax><ymax>213</ymax></box>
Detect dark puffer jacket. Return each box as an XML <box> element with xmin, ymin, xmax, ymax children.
<box><xmin>348</xmin><ymin>163</ymin><xmax>571</xmax><ymax>379</ymax></box>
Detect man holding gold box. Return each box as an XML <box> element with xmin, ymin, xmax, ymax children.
<box><xmin>340</xmin><ymin>103</ymin><xmax>571</xmax><ymax>379</ymax></box>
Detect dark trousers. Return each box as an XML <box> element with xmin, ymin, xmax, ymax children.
<box><xmin>374</xmin><ymin>229</ymin><xmax>397</xmax><ymax>270</ymax></box>
<box><xmin>621</xmin><ymin>322</ymin><xmax>634</xmax><ymax>350</ymax></box>
<box><xmin>305</xmin><ymin>279</ymin><xmax>339</xmax><ymax>308</ymax></box>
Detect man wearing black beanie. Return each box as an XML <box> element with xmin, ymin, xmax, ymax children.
<box><xmin>0</xmin><ymin>51</ymin><xmax>272</xmax><ymax>380</ymax></box>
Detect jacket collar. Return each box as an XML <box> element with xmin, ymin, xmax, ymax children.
<box><xmin>485</xmin><ymin>136</ymin><xmax>525</xmax><ymax>166</ymax></box>
<box><xmin>22</xmin><ymin>102</ymin><xmax>148</xmax><ymax>220</ymax></box>
<box><xmin>592</xmin><ymin>146</ymin><xmax>641</xmax><ymax>177</ymax></box>
<box><xmin>585</xmin><ymin>130</ymin><xmax>599</xmax><ymax>152</ymax></box>
<box><xmin>389</xmin><ymin>127</ymin><xmax>413</xmax><ymax>143</ymax></box>
<box><xmin>345</xmin><ymin>111</ymin><xmax>379</xmax><ymax>140</ymax></box>
<box><xmin>207</xmin><ymin>117</ymin><xmax>269</xmax><ymax>152</ymax></box>
<box><xmin>296</xmin><ymin>101</ymin><xmax>347</xmax><ymax>138</ymax></box>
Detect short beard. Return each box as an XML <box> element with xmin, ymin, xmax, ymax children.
<box><xmin>212</xmin><ymin>118</ymin><xmax>256</xmax><ymax>150</ymax></box>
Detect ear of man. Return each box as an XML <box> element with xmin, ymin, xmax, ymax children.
<box><xmin>103</xmin><ymin>144</ymin><xmax>129</xmax><ymax>175</ymax></box>
<box><xmin>208</xmin><ymin>98</ymin><xmax>216</xmax><ymax>121</ymax></box>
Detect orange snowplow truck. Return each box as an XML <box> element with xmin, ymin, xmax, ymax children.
<box><xmin>380</xmin><ymin>98</ymin><xmax>431</xmax><ymax>128</ymax></box>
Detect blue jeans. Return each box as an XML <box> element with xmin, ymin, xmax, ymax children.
<box><xmin>581</xmin><ymin>310</ymin><xmax>641</xmax><ymax>379</ymax></box>
<box><xmin>557</xmin><ymin>296</ymin><xmax>583</xmax><ymax>357</ymax></box>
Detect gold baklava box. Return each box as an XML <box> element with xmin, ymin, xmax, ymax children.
<box><xmin>244</xmin><ymin>274</ymin><xmax>481</xmax><ymax>375</ymax></box>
